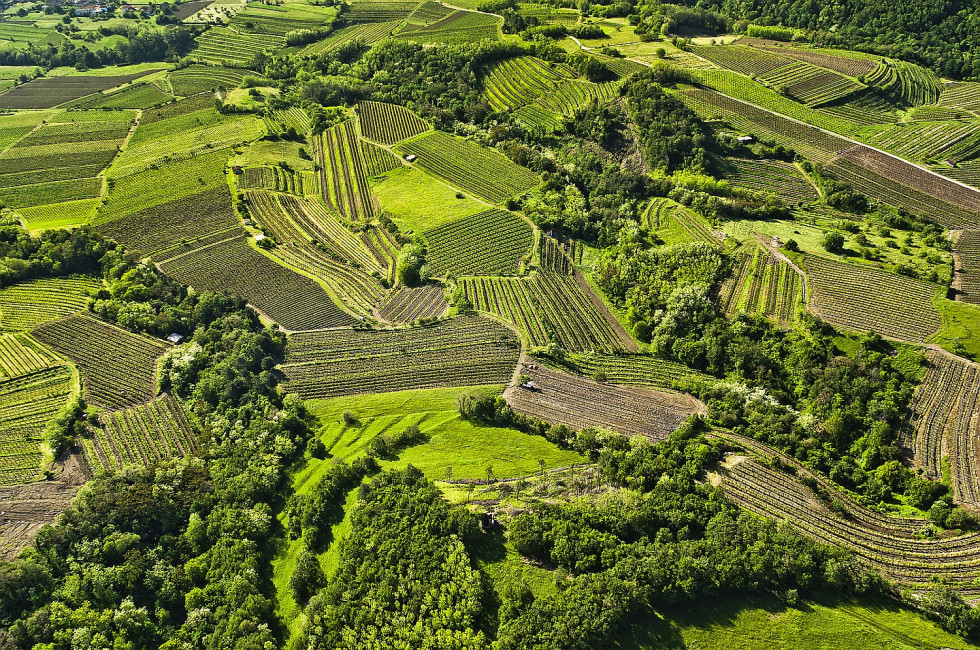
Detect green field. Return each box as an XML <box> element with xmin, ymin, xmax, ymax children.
<box><xmin>372</xmin><ymin>165</ymin><xmax>485</xmax><ymax>232</ymax></box>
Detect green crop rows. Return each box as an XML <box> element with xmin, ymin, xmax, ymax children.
<box><xmin>300</xmin><ymin>21</ymin><xmax>400</xmax><ymax>55</ymax></box>
<box><xmin>396</xmin><ymin>10</ymin><xmax>500</xmax><ymax>43</ymax></box>
<box><xmin>424</xmin><ymin>209</ymin><xmax>533</xmax><ymax>277</ymax></box>
<box><xmin>954</xmin><ymin>231</ymin><xmax>980</xmax><ymax>305</ymax></box>
<box><xmin>33</xmin><ymin>313</ymin><xmax>169</xmax><ymax>410</ymax></box>
<box><xmin>804</xmin><ymin>255</ymin><xmax>942</xmax><ymax>342</ymax></box>
<box><xmin>397</xmin><ymin>130</ymin><xmax>539</xmax><ymax>203</ymax></box>
<box><xmin>169</xmin><ymin>65</ymin><xmax>246</xmax><ymax>96</ymax></box>
<box><xmin>861</xmin><ymin>120</ymin><xmax>980</xmax><ymax>163</ymax></box>
<box><xmin>281</xmin><ymin>315</ymin><xmax>520</xmax><ymax>399</ymax></box>
<box><xmin>0</xmin><ymin>276</ymin><xmax>102</xmax><ymax>332</ymax></box>
<box><xmin>192</xmin><ymin>26</ymin><xmax>283</xmax><ymax>65</ymax></box>
<box><xmin>86</xmin><ymin>396</ymin><xmax>199</xmax><ymax>473</ymax></box>
<box><xmin>718</xmin><ymin>248</ymin><xmax>802</xmax><ymax>325</ymax></box>
<box><xmin>358</xmin><ymin>101</ymin><xmax>429</xmax><ymax>145</ymax></box>
<box><xmin>0</xmin><ymin>71</ymin><xmax>155</xmax><ymax>109</ymax></box>
<box><xmin>483</xmin><ymin>56</ymin><xmax>573</xmax><ymax>112</ymax></box>
<box><xmin>726</xmin><ymin>158</ymin><xmax>819</xmax><ymax>203</ymax></box>
<box><xmin>378</xmin><ymin>285</ymin><xmax>448</xmax><ymax>323</ymax></box>
<box><xmin>316</xmin><ymin>120</ymin><xmax>377</xmax><ymax>221</ymax></box>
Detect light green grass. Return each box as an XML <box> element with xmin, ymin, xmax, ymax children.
<box><xmin>617</xmin><ymin>593</ymin><xmax>976</xmax><ymax>649</ymax></box>
<box><xmin>17</xmin><ymin>198</ymin><xmax>100</xmax><ymax>231</ymax></box>
<box><xmin>46</xmin><ymin>62</ymin><xmax>168</xmax><ymax>77</ymax></box>
<box><xmin>371</xmin><ymin>165</ymin><xmax>485</xmax><ymax>232</ymax></box>
<box><xmin>930</xmin><ymin>298</ymin><xmax>980</xmax><ymax>359</ymax></box>
<box><xmin>232</xmin><ymin>138</ymin><xmax>314</xmax><ymax>172</ymax></box>
<box><xmin>579</xmin><ymin>18</ymin><xmax>638</xmax><ymax>47</ymax></box>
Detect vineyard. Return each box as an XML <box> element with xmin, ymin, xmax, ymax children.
<box><xmin>953</xmin><ymin>230</ymin><xmax>980</xmax><ymax>304</ymax></box>
<box><xmin>360</xmin><ymin>141</ymin><xmax>402</xmax><ymax>176</ymax></box>
<box><xmin>158</xmin><ymin>236</ymin><xmax>356</xmax><ymax>331</ymax></box>
<box><xmin>84</xmin><ymin>396</ymin><xmax>199</xmax><ymax>474</ymax></box>
<box><xmin>228</xmin><ymin>3</ymin><xmax>335</xmax><ymax>36</ymax></box>
<box><xmin>902</xmin><ymin>350</ymin><xmax>980</xmax><ymax>507</ymax></box>
<box><xmin>0</xmin><ymin>71</ymin><xmax>156</xmax><ymax>109</ymax></box>
<box><xmin>396</xmin><ymin>131</ymin><xmax>540</xmax><ymax>204</ymax></box>
<box><xmin>459</xmin><ymin>272</ymin><xmax>639</xmax><ymax>352</ymax></box>
<box><xmin>191</xmin><ymin>26</ymin><xmax>283</xmax><ymax>65</ymax></box>
<box><xmin>725</xmin><ymin>158</ymin><xmax>819</xmax><ymax>203</ymax></box>
<box><xmin>741</xmin><ymin>40</ymin><xmax>877</xmax><ymax>77</ymax></box>
<box><xmin>828</xmin><ymin>146</ymin><xmax>980</xmax><ymax>229</ymax></box>
<box><xmin>643</xmin><ymin>198</ymin><xmax>718</xmax><ymax>245</ymax></box>
<box><xmin>715</xmin><ymin>436</ymin><xmax>980</xmax><ymax>597</ymax></box>
<box><xmin>237</xmin><ymin>166</ymin><xmax>312</xmax><ymax>195</ymax></box>
<box><xmin>482</xmin><ymin>56</ymin><xmax>574</xmax><ymax>112</ymax></box>
<box><xmin>545</xmin><ymin>351</ymin><xmax>713</xmax><ymax>393</ymax></box>
<box><xmin>315</xmin><ymin>121</ymin><xmax>378</xmax><ymax>221</ymax></box>
<box><xmin>0</xmin><ymin>363</ymin><xmax>73</xmax><ymax>485</ymax></box>
<box><xmin>717</xmin><ymin>247</ymin><xmax>802</xmax><ymax>325</ymax></box>
<box><xmin>300</xmin><ymin>21</ymin><xmax>400</xmax><ymax>55</ymax></box>
<box><xmin>940</xmin><ymin>82</ymin><xmax>980</xmax><ymax>111</ymax></box>
<box><xmin>0</xmin><ymin>276</ymin><xmax>101</xmax><ymax>331</ymax></box>
<box><xmin>861</xmin><ymin>120</ymin><xmax>980</xmax><ymax>164</ymax></box>
<box><xmin>358</xmin><ymin>101</ymin><xmax>429</xmax><ymax>145</ymax></box>
<box><xmin>32</xmin><ymin>313</ymin><xmax>168</xmax><ymax>410</ymax></box>
<box><xmin>503</xmin><ymin>365</ymin><xmax>704</xmax><ymax>441</ymax></box>
<box><xmin>804</xmin><ymin>256</ymin><xmax>942</xmax><ymax>343</ymax></box>
<box><xmin>395</xmin><ymin>10</ymin><xmax>501</xmax><ymax>43</ymax></box>
<box><xmin>0</xmin><ymin>111</ymin><xmax>132</xmax><ymax>209</ymax></box>
<box><xmin>424</xmin><ymin>209</ymin><xmax>534</xmax><ymax>277</ymax></box>
<box><xmin>0</xmin><ymin>333</ymin><xmax>59</xmax><ymax>378</ymax></box>
<box><xmin>245</xmin><ymin>190</ymin><xmax>386</xmax><ymax>316</ymax></box>
<box><xmin>514</xmin><ymin>80</ymin><xmax>619</xmax><ymax>132</ymax></box>
<box><xmin>377</xmin><ymin>285</ymin><xmax>448</xmax><ymax>323</ymax></box>
<box><xmin>281</xmin><ymin>316</ymin><xmax>520</xmax><ymax>399</ymax></box>
<box><xmin>345</xmin><ymin>0</ymin><xmax>420</xmax><ymax>23</ymax></box>
<box><xmin>67</xmin><ymin>83</ymin><xmax>173</xmax><ymax>110</ymax></box>
<box><xmin>168</xmin><ymin>65</ymin><xmax>246</xmax><ymax>96</ymax></box>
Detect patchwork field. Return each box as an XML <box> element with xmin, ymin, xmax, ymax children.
<box><xmin>424</xmin><ymin>209</ymin><xmax>534</xmax><ymax>277</ymax></box>
<box><xmin>0</xmin><ymin>276</ymin><xmax>102</xmax><ymax>331</ymax></box>
<box><xmin>0</xmin><ymin>70</ymin><xmax>158</xmax><ymax>109</ymax></box>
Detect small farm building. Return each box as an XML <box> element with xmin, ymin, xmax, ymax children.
<box><xmin>167</xmin><ymin>333</ymin><xmax>184</xmax><ymax>344</ymax></box>
<box><xmin>405</xmin><ymin>154</ymin><xmax>417</xmax><ymax>162</ymax></box>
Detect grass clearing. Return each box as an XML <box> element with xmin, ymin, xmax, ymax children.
<box><xmin>371</xmin><ymin>165</ymin><xmax>485</xmax><ymax>232</ymax></box>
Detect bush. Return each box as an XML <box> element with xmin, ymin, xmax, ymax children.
<box><xmin>822</xmin><ymin>231</ymin><xmax>845</xmax><ymax>254</ymax></box>
<box><xmin>290</xmin><ymin>546</ymin><xmax>325</xmax><ymax>604</ymax></box>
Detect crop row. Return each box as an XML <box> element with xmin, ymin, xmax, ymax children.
<box><xmin>0</xmin><ymin>333</ymin><xmax>58</xmax><ymax>379</ymax></box>
<box><xmin>726</xmin><ymin>158</ymin><xmax>818</xmax><ymax>203</ymax></box>
<box><xmin>483</xmin><ymin>56</ymin><xmax>572</xmax><ymax>112</ymax></box>
<box><xmin>281</xmin><ymin>315</ymin><xmax>520</xmax><ymax>399</ymax></box>
<box><xmin>0</xmin><ymin>71</ymin><xmax>154</xmax><ymax>109</ymax></box>
<box><xmin>33</xmin><ymin>313</ymin><xmax>168</xmax><ymax>411</ymax></box>
<box><xmin>397</xmin><ymin>130</ymin><xmax>539</xmax><ymax>204</ymax></box>
<box><xmin>360</xmin><ymin>140</ymin><xmax>402</xmax><ymax>176</ymax></box>
<box><xmin>316</xmin><ymin>120</ymin><xmax>377</xmax><ymax>221</ymax></box>
<box><xmin>817</xmin><ymin>90</ymin><xmax>900</xmax><ymax>127</ymax></box>
<box><xmin>804</xmin><ymin>255</ymin><xmax>942</xmax><ymax>343</ymax></box>
<box><xmin>395</xmin><ymin>11</ymin><xmax>500</xmax><ymax>43</ymax></box>
<box><xmin>940</xmin><ymin>82</ymin><xmax>980</xmax><ymax>111</ymax></box>
<box><xmin>358</xmin><ymin>101</ymin><xmax>428</xmax><ymax>145</ymax></box>
<box><xmin>504</xmin><ymin>365</ymin><xmax>703</xmax><ymax>441</ymax></box>
<box><xmin>192</xmin><ymin>27</ymin><xmax>283</xmax><ymax>65</ymax></box>
<box><xmin>87</xmin><ymin>396</ymin><xmax>199</xmax><ymax>473</ymax></box>
<box><xmin>718</xmin><ymin>453</ymin><xmax>980</xmax><ymax>594</ymax></box>
<box><xmin>346</xmin><ymin>1</ymin><xmax>420</xmax><ymax>22</ymax></box>
<box><xmin>97</xmin><ymin>186</ymin><xmax>239</xmax><ymax>259</ymax></box>
<box><xmin>424</xmin><ymin>209</ymin><xmax>533</xmax><ymax>277</ymax></box>
<box><xmin>537</xmin><ymin>235</ymin><xmax>574</xmax><ymax>275</ymax></box>
<box><xmin>0</xmin><ymin>275</ymin><xmax>101</xmax><ymax>332</ymax></box>
<box><xmin>460</xmin><ymin>275</ymin><xmax>549</xmax><ymax>347</ymax></box>
<box><xmin>238</xmin><ymin>166</ymin><xmax>309</xmax><ymax>195</ymax></box>
<box><xmin>864</xmin><ymin>120</ymin><xmax>980</xmax><ymax>164</ymax></box>
<box><xmin>159</xmin><ymin>235</ymin><xmax>356</xmax><ymax>331</ymax></box>
<box><xmin>246</xmin><ymin>190</ymin><xmax>384</xmax><ymax>316</ymax></box>
<box><xmin>264</xmin><ymin>107</ymin><xmax>311</xmax><ymax>134</ymax></box>
<box><xmin>954</xmin><ymin>230</ymin><xmax>980</xmax><ymax>304</ymax></box>
<box><xmin>829</xmin><ymin>146</ymin><xmax>980</xmax><ymax>229</ymax></box>
<box><xmin>742</xmin><ymin>40</ymin><xmax>877</xmax><ymax>77</ymax></box>
<box><xmin>547</xmin><ymin>352</ymin><xmax>713</xmax><ymax>394</ymax></box>
<box><xmin>677</xmin><ymin>87</ymin><xmax>848</xmax><ymax>163</ymax></box>
<box><xmin>758</xmin><ymin>61</ymin><xmax>864</xmax><ymax>107</ymax></box>
<box><xmin>300</xmin><ymin>21</ymin><xmax>400</xmax><ymax>55</ymax></box>
<box><xmin>168</xmin><ymin>65</ymin><xmax>246</xmax><ymax>96</ymax></box>
<box><xmin>691</xmin><ymin>45</ymin><xmax>792</xmax><ymax>76</ymax></box>
<box><xmin>378</xmin><ymin>285</ymin><xmax>448</xmax><ymax>323</ymax></box>
<box><xmin>0</xmin><ymin>366</ymin><xmax>73</xmax><ymax>485</ymax></box>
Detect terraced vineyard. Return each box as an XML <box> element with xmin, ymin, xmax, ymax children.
<box><xmin>0</xmin><ymin>333</ymin><xmax>59</xmax><ymax>379</ymax></box>
<box><xmin>716</xmin><ymin>441</ymin><xmax>980</xmax><ymax>597</ymax></box>
<box><xmin>503</xmin><ymin>365</ymin><xmax>704</xmax><ymax>441</ymax></box>
<box><xmin>238</xmin><ymin>166</ymin><xmax>311</xmax><ymax>195</ymax></box>
<box><xmin>0</xmin><ymin>71</ymin><xmax>157</xmax><ymax>109</ymax></box>
<box><xmin>0</xmin><ymin>276</ymin><xmax>101</xmax><ymax>331</ymax></box>
<box><xmin>315</xmin><ymin>120</ymin><xmax>378</xmax><ymax>221</ymax></box>
<box><xmin>717</xmin><ymin>248</ymin><xmax>802</xmax><ymax>324</ymax></box>
<box><xmin>246</xmin><ymin>190</ymin><xmax>385</xmax><ymax>315</ymax></box>
<box><xmin>358</xmin><ymin>101</ymin><xmax>429</xmax><ymax>145</ymax></box>
<box><xmin>741</xmin><ymin>40</ymin><xmax>877</xmax><ymax>77</ymax></box>
<box><xmin>345</xmin><ymin>0</ymin><xmax>420</xmax><ymax>22</ymax></box>
<box><xmin>861</xmin><ymin>120</ymin><xmax>980</xmax><ymax>163</ymax></box>
<box><xmin>300</xmin><ymin>21</ymin><xmax>400</xmax><ymax>55</ymax></box>
<box><xmin>168</xmin><ymin>65</ymin><xmax>246</xmax><ymax>96</ymax></box>
<box><xmin>804</xmin><ymin>256</ymin><xmax>942</xmax><ymax>343</ymax></box>
<box><xmin>902</xmin><ymin>350</ymin><xmax>980</xmax><ymax>506</ymax></box>
<box><xmin>397</xmin><ymin>131</ymin><xmax>540</xmax><ymax>203</ymax></box>
<box><xmin>941</xmin><ymin>82</ymin><xmax>980</xmax><ymax>111</ymax></box>
<box><xmin>725</xmin><ymin>158</ymin><xmax>819</xmax><ymax>203</ymax></box>
<box><xmin>546</xmin><ymin>352</ymin><xmax>713</xmax><ymax>393</ymax></box>
<box><xmin>84</xmin><ymin>396</ymin><xmax>199</xmax><ymax>473</ymax></box>
<box><xmin>281</xmin><ymin>316</ymin><xmax>520</xmax><ymax>399</ymax></box>
<box><xmin>954</xmin><ymin>230</ymin><xmax>980</xmax><ymax>304</ymax></box>
<box><xmin>377</xmin><ymin>285</ymin><xmax>448</xmax><ymax>323</ymax></box>
<box><xmin>32</xmin><ymin>313</ymin><xmax>168</xmax><ymax>410</ymax></box>
<box><xmin>514</xmin><ymin>80</ymin><xmax>619</xmax><ymax>132</ymax></box>
<box><xmin>0</xmin><ymin>366</ymin><xmax>74</xmax><ymax>485</ymax></box>
<box><xmin>483</xmin><ymin>56</ymin><xmax>574</xmax><ymax>112</ymax></box>
<box><xmin>158</xmin><ymin>236</ymin><xmax>356</xmax><ymax>331</ymax></box>
<box><xmin>460</xmin><ymin>272</ymin><xmax>638</xmax><ymax>352</ymax></box>
<box><xmin>424</xmin><ymin>209</ymin><xmax>534</xmax><ymax>277</ymax></box>
<box><xmin>360</xmin><ymin>141</ymin><xmax>402</xmax><ymax>176</ymax></box>
<box><xmin>396</xmin><ymin>10</ymin><xmax>500</xmax><ymax>43</ymax></box>
<box><xmin>192</xmin><ymin>26</ymin><xmax>283</xmax><ymax>65</ymax></box>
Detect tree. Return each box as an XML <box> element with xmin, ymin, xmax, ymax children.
<box><xmin>822</xmin><ymin>231</ymin><xmax>845</xmax><ymax>253</ymax></box>
<box><xmin>291</xmin><ymin>546</ymin><xmax>325</xmax><ymax>604</ymax></box>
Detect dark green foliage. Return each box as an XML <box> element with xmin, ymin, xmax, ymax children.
<box><xmin>301</xmin><ymin>467</ymin><xmax>487</xmax><ymax>648</ymax></box>
<box><xmin>290</xmin><ymin>546</ymin><xmax>325</xmax><ymax>605</ymax></box>
<box><xmin>823</xmin><ymin>231</ymin><xmax>846</xmax><ymax>253</ymax></box>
